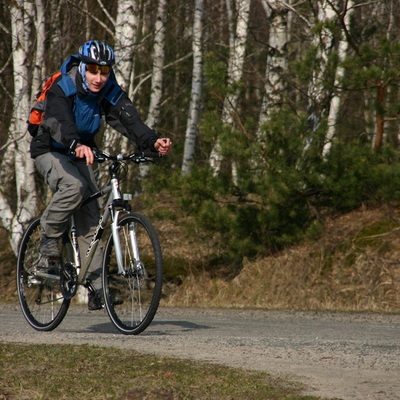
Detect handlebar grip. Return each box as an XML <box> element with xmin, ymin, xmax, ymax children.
<box><xmin>140</xmin><ymin>152</ymin><xmax>163</xmax><ymax>158</ymax></box>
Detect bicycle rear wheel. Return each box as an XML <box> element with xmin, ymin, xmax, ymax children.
<box><xmin>103</xmin><ymin>213</ymin><xmax>163</xmax><ymax>335</ymax></box>
<box><xmin>16</xmin><ymin>217</ymin><xmax>70</xmax><ymax>331</ymax></box>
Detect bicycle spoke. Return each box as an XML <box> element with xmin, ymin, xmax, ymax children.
<box><xmin>103</xmin><ymin>213</ymin><xmax>163</xmax><ymax>334</ymax></box>
<box><xmin>17</xmin><ymin>218</ymin><xmax>71</xmax><ymax>331</ymax></box>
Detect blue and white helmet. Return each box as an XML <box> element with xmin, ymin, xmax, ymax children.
<box><xmin>78</xmin><ymin>40</ymin><xmax>115</xmax><ymax>66</ymax></box>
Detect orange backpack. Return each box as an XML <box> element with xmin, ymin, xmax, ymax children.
<box><xmin>27</xmin><ymin>54</ymin><xmax>80</xmax><ymax>137</ymax></box>
<box><xmin>27</xmin><ymin>71</ymin><xmax>62</xmax><ymax>137</ymax></box>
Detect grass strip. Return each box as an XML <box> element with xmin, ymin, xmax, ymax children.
<box><xmin>0</xmin><ymin>342</ymin><xmax>326</xmax><ymax>400</ymax></box>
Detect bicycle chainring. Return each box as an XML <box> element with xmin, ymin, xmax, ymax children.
<box><xmin>60</xmin><ymin>262</ymin><xmax>78</xmax><ymax>300</ymax></box>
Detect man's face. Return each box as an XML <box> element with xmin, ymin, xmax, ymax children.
<box><xmin>86</xmin><ymin>64</ymin><xmax>110</xmax><ymax>92</ymax></box>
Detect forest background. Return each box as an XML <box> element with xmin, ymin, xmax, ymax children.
<box><xmin>1</xmin><ymin>0</ymin><xmax>400</xmax><ymax>311</ymax></box>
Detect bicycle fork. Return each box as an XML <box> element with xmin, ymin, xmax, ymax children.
<box><xmin>112</xmin><ymin>211</ymin><xmax>141</xmax><ymax>275</ymax></box>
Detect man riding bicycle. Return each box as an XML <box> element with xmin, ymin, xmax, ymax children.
<box><xmin>30</xmin><ymin>40</ymin><xmax>172</xmax><ymax>310</ymax></box>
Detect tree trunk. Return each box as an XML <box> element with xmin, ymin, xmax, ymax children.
<box><xmin>146</xmin><ymin>0</ymin><xmax>167</xmax><ymax>129</ymax></box>
<box><xmin>182</xmin><ymin>0</ymin><xmax>204</xmax><ymax>175</ymax></box>
<box><xmin>306</xmin><ymin>0</ymin><xmax>335</xmax><ymax>132</ymax></box>
<box><xmin>374</xmin><ymin>80</ymin><xmax>385</xmax><ymax>150</ymax></box>
<box><xmin>258</xmin><ymin>0</ymin><xmax>289</xmax><ymax>134</ymax></box>
<box><xmin>140</xmin><ymin>0</ymin><xmax>167</xmax><ymax>177</ymax></box>
<box><xmin>32</xmin><ymin>0</ymin><xmax>46</xmax><ymax>87</ymax></box>
<box><xmin>370</xmin><ymin>1</ymin><xmax>396</xmax><ymax>150</ymax></box>
<box><xmin>209</xmin><ymin>0</ymin><xmax>251</xmax><ymax>176</ymax></box>
<box><xmin>1</xmin><ymin>1</ymin><xmax>38</xmax><ymax>255</ymax></box>
<box><xmin>322</xmin><ymin>0</ymin><xmax>354</xmax><ymax>156</ymax></box>
<box><xmin>102</xmin><ymin>0</ymin><xmax>139</xmax><ymax>155</ymax></box>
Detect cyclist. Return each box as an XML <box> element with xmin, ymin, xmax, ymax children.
<box><xmin>30</xmin><ymin>40</ymin><xmax>172</xmax><ymax>310</ymax></box>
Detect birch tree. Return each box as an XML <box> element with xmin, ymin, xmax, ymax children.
<box><xmin>322</xmin><ymin>0</ymin><xmax>354</xmax><ymax>156</ymax></box>
<box><xmin>101</xmin><ymin>0</ymin><xmax>139</xmax><ymax>155</ymax></box>
<box><xmin>257</xmin><ymin>0</ymin><xmax>290</xmax><ymax>135</ymax></box>
<box><xmin>49</xmin><ymin>1</ymin><xmax>64</xmax><ymax>64</ymax></box>
<box><xmin>0</xmin><ymin>1</ymin><xmax>37</xmax><ymax>254</ymax></box>
<box><xmin>140</xmin><ymin>0</ymin><xmax>167</xmax><ymax>177</ymax></box>
<box><xmin>146</xmin><ymin>0</ymin><xmax>167</xmax><ymax>129</ymax></box>
<box><xmin>306</xmin><ymin>0</ymin><xmax>336</xmax><ymax>133</ymax></box>
<box><xmin>182</xmin><ymin>0</ymin><xmax>204</xmax><ymax>174</ymax></box>
<box><xmin>32</xmin><ymin>0</ymin><xmax>46</xmax><ymax>88</ymax></box>
<box><xmin>209</xmin><ymin>0</ymin><xmax>251</xmax><ymax>176</ymax></box>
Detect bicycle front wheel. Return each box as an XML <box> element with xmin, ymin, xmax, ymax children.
<box><xmin>16</xmin><ymin>217</ymin><xmax>70</xmax><ymax>331</ymax></box>
<box><xmin>103</xmin><ymin>213</ymin><xmax>163</xmax><ymax>335</ymax></box>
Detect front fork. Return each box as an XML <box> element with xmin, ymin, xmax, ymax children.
<box><xmin>112</xmin><ymin>210</ymin><xmax>140</xmax><ymax>275</ymax></box>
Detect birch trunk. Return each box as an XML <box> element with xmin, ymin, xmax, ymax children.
<box><xmin>102</xmin><ymin>0</ymin><xmax>139</xmax><ymax>155</ymax></box>
<box><xmin>1</xmin><ymin>1</ymin><xmax>37</xmax><ymax>255</ymax></box>
<box><xmin>146</xmin><ymin>0</ymin><xmax>167</xmax><ymax>129</ymax></box>
<box><xmin>257</xmin><ymin>0</ymin><xmax>289</xmax><ymax>134</ymax></box>
<box><xmin>49</xmin><ymin>1</ymin><xmax>63</xmax><ymax>62</ymax></box>
<box><xmin>209</xmin><ymin>0</ymin><xmax>251</xmax><ymax>176</ymax></box>
<box><xmin>32</xmin><ymin>0</ymin><xmax>46</xmax><ymax>88</ymax></box>
<box><xmin>306</xmin><ymin>0</ymin><xmax>335</xmax><ymax>133</ymax></box>
<box><xmin>182</xmin><ymin>0</ymin><xmax>204</xmax><ymax>174</ymax></box>
<box><xmin>322</xmin><ymin>0</ymin><xmax>354</xmax><ymax>156</ymax></box>
<box><xmin>140</xmin><ymin>0</ymin><xmax>167</xmax><ymax>177</ymax></box>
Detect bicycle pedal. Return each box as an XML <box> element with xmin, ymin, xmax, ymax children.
<box><xmin>28</xmin><ymin>276</ymin><xmax>41</xmax><ymax>286</ymax></box>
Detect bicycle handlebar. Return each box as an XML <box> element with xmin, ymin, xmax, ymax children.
<box><xmin>92</xmin><ymin>149</ymin><xmax>163</xmax><ymax>164</ymax></box>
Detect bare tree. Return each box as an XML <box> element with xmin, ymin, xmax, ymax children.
<box><xmin>257</xmin><ymin>0</ymin><xmax>290</xmax><ymax>134</ymax></box>
<box><xmin>182</xmin><ymin>0</ymin><xmax>204</xmax><ymax>174</ymax></box>
<box><xmin>32</xmin><ymin>0</ymin><xmax>46</xmax><ymax>87</ymax></box>
<box><xmin>369</xmin><ymin>0</ymin><xmax>398</xmax><ymax>150</ymax></box>
<box><xmin>146</xmin><ymin>0</ymin><xmax>167</xmax><ymax>129</ymax></box>
<box><xmin>102</xmin><ymin>0</ymin><xmax>140</xmax><ymax>155</ymax></box>
<box><xmin>0</xmin><ymin>1</ymin><xmax>38</xmax><ymax>254</ymax></box>
<box><xmin>322</xmin><ymin>0</ymin><xmax>354</xmax><ymax>156</ymax></box>
<box><xmin>140</xmin><ymin>0</ymin><xmax>167</xmax><ymax>177</ymax></box>
<box><xmin>306</xmin><ymin>0</ymin><xmax>336</xmax><ymax>133</ymax></box>
<box><xmin>209</xmin><ymin>0</ymin><xmax>251</xmax><ymax>176</ymax></box>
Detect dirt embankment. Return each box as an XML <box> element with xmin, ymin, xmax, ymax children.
<box><xmin>159</xmin><ymin>205</ymin><xmax>400</xmax><ymax>312</ymax></box>
<box><xmin>2</xmin><ymin>205</ymin><xmax>400</xmax><ymax>312</ymax></box>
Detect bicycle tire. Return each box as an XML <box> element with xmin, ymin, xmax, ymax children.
<box><xmin>102</xmin><ymin>213</ymin><xmax>163</xmax><ymax>335</ymax></box>
<box><xmin>16</xmin><ymin>217</ymin><xmax>71</xmax><ymax>331</ymax></box>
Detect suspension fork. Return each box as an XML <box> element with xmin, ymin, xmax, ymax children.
<box><xmin>128</xmin><ymin>218</ymin><xmax>141</xmax><ymax>266</ymax></box>
<box><xmin>111</xmin><ymin>211</ymin><xmax>123</xmax><ymax>274</ymax></box>
<box><xmin>112</xmin><ymin>211</ymin><xmax>140</xmax><ymax>275</ymax></box>
<box><xmin>112</xmin><ymin>210</ymin><xmax>137</xmax><ymax>275</ymax></box>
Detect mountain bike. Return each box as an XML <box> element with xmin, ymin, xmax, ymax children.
<box><xmin>16</xmin><ymin>150</ymin><xmax>163</xmax><ymax>335</ymax></box>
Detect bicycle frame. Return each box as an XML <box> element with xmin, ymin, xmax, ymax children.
<box><xmin>69</xmin><ymin>165</ymin><xmax>133</xmax><ymax>287</ymax></box>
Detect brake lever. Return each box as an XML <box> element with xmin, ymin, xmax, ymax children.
<box><xmin>92</xmin><ymin>149</ymin><xmax>107</xmax><ymax>163</ymax></box>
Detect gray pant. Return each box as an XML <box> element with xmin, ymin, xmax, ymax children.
<box><xmin>35</xmin><ymin>152</ymin><xmax>103</xmax><ymax>291</ymax></box>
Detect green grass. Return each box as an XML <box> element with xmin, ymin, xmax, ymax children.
<box><xmin>0</xmin><ymin>342</ymin><xmax>325</xmax><ymax>400</ymax></box>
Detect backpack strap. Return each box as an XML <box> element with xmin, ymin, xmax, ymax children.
<box><xmin>57</xmin><ymin>75</ymin><xmax>77</xmax><ymax>97</ymax></box>
<box><xmin>56</xmin><ymin>55</ymin><xmax>79</xmax><ymax>97</ymax></box>
<box><xmin>60</xmin><ymin>54</ymin><xmax>81</xmax><ymax>74</ymax></box>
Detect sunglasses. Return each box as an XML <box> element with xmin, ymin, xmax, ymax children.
<box><xmin>86</xmin><ymin>64</ymin><xmax>111</xmax><ymax>75</ymax></box>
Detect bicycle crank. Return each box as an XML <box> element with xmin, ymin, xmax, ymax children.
<box><xmin>60</xmin><ymin>262</ymin><xmax>78</xmax><ymax>300</ymax></box>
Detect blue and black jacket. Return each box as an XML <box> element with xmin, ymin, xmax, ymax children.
<box><xmin>30</xmin><ymin>55</ymin><xmax>158</xmax><ymax>158</ymax></box>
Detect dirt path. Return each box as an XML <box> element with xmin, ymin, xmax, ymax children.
<box><xmin>1</xmin><ymin>304</ymin><xmax>400</xmax><ymax>400</ymax></box>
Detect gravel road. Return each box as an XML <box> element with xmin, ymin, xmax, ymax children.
<box><xmin>1</xmin><ymin>304</ymin><xmax>400</xmax><ymax>400</ymax></box>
